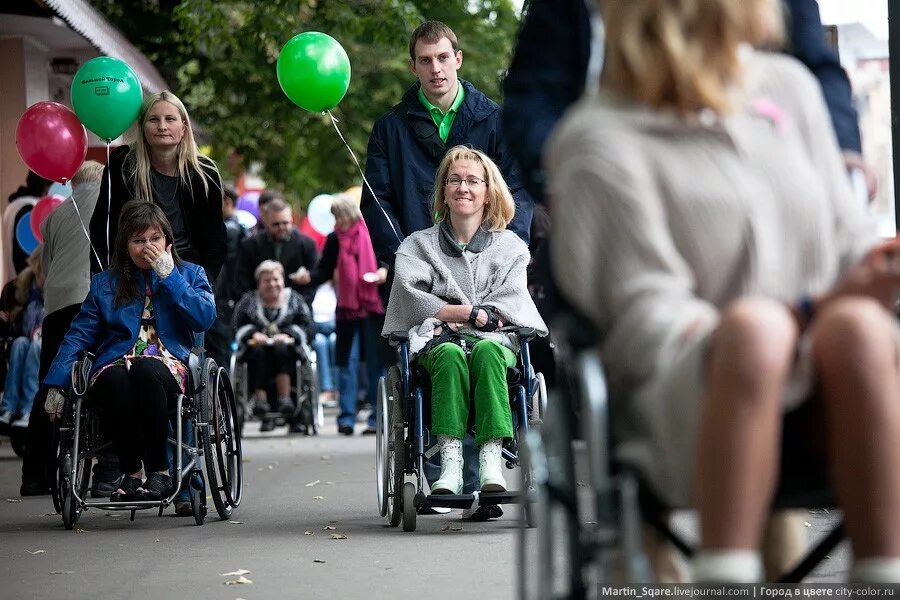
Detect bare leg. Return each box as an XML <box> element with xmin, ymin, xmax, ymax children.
<box><xmin>694</xmin><ymin>298</ymin><xmax>797</xmax><ymax>550</ymax></box>
<box><xmin>811</xmin><ymin>298</ymin><xmax>900</xmax><ymax>558</ymax></box>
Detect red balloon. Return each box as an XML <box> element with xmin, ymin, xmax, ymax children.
<box><xmin>15</xmin><ymin>102</ymin><xmax>88</xmax><ymax>184</ymax></box>
<box><xmin>30</xmin><ymin>194</ymin><xmax>65</xmax><ymax>242</ymax></box>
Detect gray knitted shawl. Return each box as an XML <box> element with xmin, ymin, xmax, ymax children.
<box><xmin>383</xmin><ymin>223</ymin><xmax>548</xmax><ymax>356</ymax></box>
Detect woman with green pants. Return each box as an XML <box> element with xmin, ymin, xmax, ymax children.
<box><xmin>382</xmin><ymin>146</ymin><xmax>547</xmax><ymax>494</ymax></box>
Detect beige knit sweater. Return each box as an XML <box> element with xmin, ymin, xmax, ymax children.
<box><xmin>547</xmin><ymin>50</ymin><xmax>877</xmax><ymax>398</ymax></box>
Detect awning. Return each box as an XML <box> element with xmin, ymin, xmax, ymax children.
<box><xmin>42</xmin><ymin>0</ymin><xmax>168</xmax><ymax>94</ymax></box>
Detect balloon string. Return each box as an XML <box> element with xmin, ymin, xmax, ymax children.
<box><xmin>327</xmin><ymin>111</ymin><xmax>402</xmax><ymax>244</ymax></box>
<box><xmin>72</xmin><ymin>198</ymin><xmax>103</xmax><ymax>270</ymax></box>
<box><xmin>105</xmin><ymin>141</ymin><xmax>111</xmax><ymax>270</ymax></box>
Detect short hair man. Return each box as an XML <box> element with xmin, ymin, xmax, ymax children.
<box><xmin>236</xmin><ymin>198</ymin><xmax>318</xmax><ymax>306</ymax></box>
<box><xmin>361</xmin><ymin>20</ymin><xmax>533</xmax><ymax>270</ymax></box>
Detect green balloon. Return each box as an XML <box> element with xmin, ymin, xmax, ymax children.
<box><xmin>277</xmin><ymin>32</ymin><xmax>351</xmax><ymax>112</ymax></box>
<box><xmin>71</xmin><ymin>57</ymin><xmax>143</xmax><ymax>141</ymax></box>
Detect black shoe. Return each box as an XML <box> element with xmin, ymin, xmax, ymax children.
<box><xmin>252</xmin><ymin>400</ymin><xmax>271</xmax><ymax>417</ymax></box>
<box><xmin>338</xmin><ymin>424</ymin><xmax>353</xmax><ymax>436</ymax></box>
<box><xmin>362</xmin><ymin>426</ymin><xmax>376</xmax><ymax>435</ymax></box>
<box><xmin>111</xmin><ymin>475</ymin><xmax>143</xmax><ymax>502</ymax></box>
<box><xmin>288</xmin><ymin>420</ymin><xmax>308</xmax><ymax>434</ymax></box>
<box><xmin>20</xmin><ymin>479</ymin><xmax>50</xmax><ymax>496</ymax></box>
<box><xmin>138</xmin><ymin>472</ymin><xmax>175</xmax><ymax>501</ymax></box>
<box><xmin>276</xmin><ymin>398</ymin><xmax>295</xmax><ymax>417</ymax></box>
<box><xmin>464</xmin><ymin>504</ymin><xmax>504</xmax><ymax>521</ymax></box>
<box><xmin>90</xmin><ymin>474</ymin><xmax>124</xmax><ymax>498</ymax></box>
<box><xmin>259</xmin><ymin>418</ymin><xmax>276</xmax><ymax>432</ymax></box>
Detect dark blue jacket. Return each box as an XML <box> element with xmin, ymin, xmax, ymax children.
<box><xmin>45</xmin><ymin>262</ymin><xmax>216</xmax><ymax>388</ymax></box>
<box><xmin>784</xmin><ymin>0</ymin><xmax>861</xmax><ymax>153</ymax></box>
<box><xmin>361</xmin><ymin>79</ymin><xmax>533</xmax><ymax>266</ymax></box>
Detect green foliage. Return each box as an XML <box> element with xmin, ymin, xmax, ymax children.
<box><xmin>90</xmin><ymin>0</ymin><xmax>519</xmax><ymax>207</ymax></box>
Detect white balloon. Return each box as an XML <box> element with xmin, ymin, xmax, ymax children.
<box><xmin>307</xmin><ymin>193</ymin><xmax>335</xmax><ymax>235</ymax></box>
<box><xmin>234</xmin><ymin>209</ymin><xmax>258</xmax><ymax>230</ymax></box>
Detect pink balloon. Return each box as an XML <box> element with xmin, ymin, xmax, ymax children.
<box><xmin>30</xmin><ymin>194</ymin><xmax>65</xmax><ymax>242</ymax></box>
<box><xmin>16</xmin><ymin>102</ymin><xmax>88</xmax><ymax>184</ymax></box>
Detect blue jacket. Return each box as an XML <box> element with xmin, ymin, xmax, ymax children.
<box><xmin>361</xmin><ymin>79</ymin><xmax>533</xmax><ymax>267</ymax></box>
<box><xmin>44</xmin><ymin>262</ymin><xmax>216</xmax><ymax>388</ymax></box>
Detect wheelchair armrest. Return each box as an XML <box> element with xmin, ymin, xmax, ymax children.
<box><xmin>499</xmin><ymin>326</ymin><xmax>538</xmax><ymax>342</ymax></box>
<box><xmin>234</xmin><ymin>325</ymin><xmax>258</xmax><ymax>346</ymax></box>
<box><xmin>70</xmin><ymin>351</ymin><xmax>96</xmax><ymax>396</ymax></box>
<box><xmin>388</xmin><ymin>331</ymin><xmax>409</xmax><ymax>346</ymax></box>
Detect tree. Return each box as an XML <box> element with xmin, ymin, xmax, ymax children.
<box><xmin>91</xmin><ymin>0</ymin><xmax>520</xmax><ymax>207</ymax></box>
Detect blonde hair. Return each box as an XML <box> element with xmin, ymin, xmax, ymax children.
<box><xmin>13</xmin><ymin>246</ymin><xmax>44</xmax><ymax>321</ymax></box>
<box><xmin>330</xmin><ymin>194</ymin><xmax>361</xmax><ymax>222</ymax></box>
<box><xmin>432</xmin><ymin>146</ymin><xmax>515</xmax><ymax>231</ymax></box>
<box><xmin>601</xmin><ymin>0</ymin><xmax>750</xmax><ymax>115</ymax></box>
<box><xmin>127</xmin><ymin>91</ymin><xmax>220</xmax><ymax>204</ymax></box>
<box><xmin>254</xmin><ymin>260</ymin><xmax>285</xmax><ymax>283</ymax></box>
<box><xmin>71</xmin><ymin>160</ymin><xmax>104</xmax><ymax>186</ymax></box>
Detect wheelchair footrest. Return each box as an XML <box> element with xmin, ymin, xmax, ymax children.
<box><xmin>479</xmin><ymin>491</ymin><xmax>521</xmax><ymax>505</ymax></box>
<box><xmin>422</xmin><ymin>493</ymin><xmax>477</xmax><ymax>509</ymax></box>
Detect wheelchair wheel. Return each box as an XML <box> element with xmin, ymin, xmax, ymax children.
<box><xmin>401</xmin><ymin>481</ymin><xmax>417</xmax><ymax>532</ymax></box>
<box><xmin>376</xmin><ymin>376</ymin><xmax>390</xmax><ymax>518</ymax></box>
<box><xmin>190</xmin><ymin>482</ymin><xmax>206</xmax><ymax>526</ymax></box>
<box><xmin>387</xmin><ymin>367</ymin><xmax>405</xmax><ymax>527</ymax></box>
<box><xmin>202</xmin><ymin>361</ymin><xmax>244</xmax><ymax>519</ymax></box>
<box><xmin>532</xmin><ymin>372</ymin><xmax>548</xmax><ymax>423</ymax></box>
<box><xmin>309</xmin><ymin>360</ymin><xmax>323</xmax><ymax>433</ymax></box>
<box><xmin>58</xmin><ymin>434</ymin><xmax>90</xmax><ymax>531</ymax></box>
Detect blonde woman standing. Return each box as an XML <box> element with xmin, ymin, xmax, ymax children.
<box><xmin>90</xmin><ymin>91</ymin><xmax>225</xmax><ymax>282</ymax></box>
<box><xmin>549</xmin><ymin>0</ymin><xmax>900</xmax><ymax>584</ymax></box>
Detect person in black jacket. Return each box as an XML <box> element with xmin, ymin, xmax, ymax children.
<box><xmin>236</xmin><ymin>199</ymin><xmax>319</xmax><ymax>307</ymax></box>
<box><xmin>90</xmin><ymin>91</ymin><xmax>226</xmax><ymax>282</ymax></box>
<box><xmin>206</xmin><ymin>188</ymin><xmax>247</xmax><ymax>368</ymax></box>
<box><xmin>361</xmin><ymin>20</ymin><xmax>533</xmax><ymax>273</ymax></box>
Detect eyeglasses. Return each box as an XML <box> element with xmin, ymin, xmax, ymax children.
<box><xmin>445</xmin><ymin>176</ymin><xmax>486</xmax><ymax>188</ymax></box>
<box><xmin>129</xmin><ymin>235</ymin><xmax>165</xmax><ymax>247</ymax></box>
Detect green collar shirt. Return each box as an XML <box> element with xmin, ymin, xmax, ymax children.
<box><xmin>418</xmin><ymin>84</ymin><xmax>465</xmax><ymax>143</ymax></box>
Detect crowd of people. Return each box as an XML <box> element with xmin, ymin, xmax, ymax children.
<box><xmin>1</xmin><ymin>0</ymin><xmax>898</xmax><ymax>584</ymax></box>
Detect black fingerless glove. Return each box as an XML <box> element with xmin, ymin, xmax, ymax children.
<box><xmin>470</xmin><ymin>305</ymin><xmax>500</xmax><ymax>332</ymax></box>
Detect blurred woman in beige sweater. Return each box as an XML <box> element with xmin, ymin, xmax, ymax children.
<box><xmin>548</xmin><ymin>0</ymin><xmax>900</xmax><ymax>583</ymax></box>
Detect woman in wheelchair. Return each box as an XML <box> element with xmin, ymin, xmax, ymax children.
<box><xmin>232</xmin><ymin>260</ymin><xmax>312</xmax><ymax>432</ymax></box>
<box><xmin>383</xmin><ymin>146</ymin><xmax>547</xmax><ymax>495</ymax></box>
<box><xmin>43</xmin><ymin>200</ymin><xmax>215</xmax><ymax>502</ymax></box>
<box><xmin>548</xmin><ymin>0</ymin><xmax>900</xmax><ymax>583</ymax></box>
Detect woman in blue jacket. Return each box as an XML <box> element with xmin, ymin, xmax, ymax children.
<box><xmin>44</xmin><ymin>200</ymin><xmax>216</xmax><ymax>502</ymax></box>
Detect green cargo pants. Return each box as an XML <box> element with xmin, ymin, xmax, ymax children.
<box><xmin>417</xmin><ymin>339</ymin><xmax>516</xmax><ymax>447</ymax></box>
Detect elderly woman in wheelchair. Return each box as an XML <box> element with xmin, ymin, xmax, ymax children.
<box><xmin>548</xmin><ymin>0</ymin><xmax>900</xmax><ymax>584</ymax></box>
<box><xmin>44</xmin><ymin>200</ymin><xmax>216</xmax><ymax>503</ymax></box>
<box><xmin>231</xmin><ymin>259</ymin><xmax>317</xmax><ymax>433</ymax></box>
<box><xmin>383</xmin><ymin>146</ymin><xmax>547</xmax><ymax>504</ymax></box>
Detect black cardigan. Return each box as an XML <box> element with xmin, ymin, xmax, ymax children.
<box><xmin>90</xmin><ymin>145</ymin><xmax>226</xmax><ymax>282</ymax></box>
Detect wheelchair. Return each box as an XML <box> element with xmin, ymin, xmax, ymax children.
<box><xmin>375</xmin><ymin>326</ymin><xmax>548</xmax><ymax>532</ymax></box>
<box><xmin>52</xmin><ymin>349</ymin><xmax>243</xmax><ymax>529</ymax></box>
<box><xmin>519</xmin><ymin>310</ymin><xmax>845</xmax><ymax>598</ymax></box>
<box><xmin>229</xmin><ymin>324</ymin><xmax>323</xmax><ymax>436</ymax></box>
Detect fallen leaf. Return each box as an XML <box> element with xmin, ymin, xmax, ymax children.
<box><xmin>228</xmin><ymin>520</ymin><xmax>245</xmax><ymax>525</ymax></box>
<box><xmin>155</xmin><ymin>539</ymin><xmax>160</xmax><ymax>543</ymax></box>
<box><xmin>305</xmin><ymin>480</ymin><xmax>321</xmax><ymax>487</ymax></box>
<box><xmin>220</xmin><ymin>569</ymin><xmax>251</xmax><ymax>577</ymax></box>
<box><xmin>266</xmin><ymin>465</ymin><xmax>273</xmax><ymax>470</ymax></box>
<box><xmin>313</xmin><ymin>496</ymin><xmax>324</xmax><ymax>500</ymax></box>
<box><xmin>585</xmin><ymin>521</ymin><xmax>598</xmax><ymax>525</ymax></box>
<box><xmin>440</xmin><ymin>524</ymin><xmax>450</xmax><ymax>532</ymax></box>
<box><xmin>320</xmin><ymin>455</ymin><xmax>331</xmax><ymax>461</ymax></box>
<box><xmin>27</xmin><ymin>549</ymin><xmax>46</xmax><ymax>555</ymax></box>
<box><xmin>256</xmin><ymin>468</ymin><xmax>263</xmax><ymax>472</ymax></box>
<box><xmin>313</xmin><ymin>559</ymin><xmax>326</xmax><ymax>564</ymax></box>
<box><xmin>326</xmin><ymin>481</ymin><xmax>335</xmax><ymax>485</ymax></box>
<box><xmin>450</xmin><ymin>526</ymin><xmax>462</xmax><ymax>531</ymax></box>
<box><xmin>304</xmin><ymin>531</ymin><xmax>313</xmax><ymax>536</ymax></box>
<box><xmin>6</xmin><ymin>498</ymin><xmax>22</xmax><ymax>503</ymax></box>
<box><xmin>50</xmin><ymin>570</ymin><xmax>74</xmax><ymax>575</ymax></box>
<box><xmin>206</xmin><ymin>495</ymin><xmax>212</xmax><ymax>501</ymax></box>
<box><xmin>322</xmin><ymin>525</ymin><xmax>336</xmax><ymax>531</ymax></box>
<box><xmin>242</xmin><ymin>458</ymin><xmax>251</xmax><ymax>463</ymax></box>
<box><xmin>42</xmin><ymin>513</ymin><xmax>55</xmax><ymax>517</ymax></box>
<box><xmin>803</xmin><ymin>522</ymin><xmax>812</xmax><ymax>528</ymax></box>
<box><xmin>74</xmin><ymin>528</ymin><xmax>88</xmax><ymax>533</ymax></box>
<box><xmin>224</xmin><ymin>575</ymin><xmax>253</xmax><ymax>585</ymax></box>
<box><xmin>329</xmin><ymin>533</ymin><xmax>347</xmax><ymax>540</ymax></box>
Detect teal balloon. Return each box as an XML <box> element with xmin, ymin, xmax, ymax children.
<box><xmin>277</xmin><ymin>32</ymin><xmax>351</xmax><ymax>112</ymax></box>
<box><xmin>71</xmin><ymin>57</ymin><xmax>143</xmax><ymax>141</ymax></box>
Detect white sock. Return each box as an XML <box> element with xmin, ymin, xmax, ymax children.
<box><xmin>851</xmin><ymin>557</ymin><xmax>900</xmax><ymax>583</ymax></box>
<box><xmin>692</xmin><ymin>550</ymin><xmax>763</xmax><ymax>583</ymax></box>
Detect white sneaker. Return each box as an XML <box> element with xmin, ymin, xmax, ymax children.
<box><xmin>11</xmin><ymin>413</ymin><xmax>29</xmax><ymax>429</ymax></box>
<box><xmin>431</xmin><ymin>436</ymin><xmax>463</xmax><ymax>495</ymax></box>
<box><xmin>478</xmin><ymin>438</ymin><xmax>507</xmax><ymax>492</ymax></box>
<box><xmin>0</xmin><ymin>409</ymin><xmax>13</xmax><ymax>426</ymax></box>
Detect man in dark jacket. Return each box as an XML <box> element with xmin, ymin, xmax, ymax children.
<box><xmin>236</xmin><ymin>198</ymin><xmax>318</xmax><ymax>307</ymax></box>
<box><xmin>206</xmin><ymin>188</ymin><xmax>247</xmax><ymax>368</ymax></box>
<box><xmin>361</xmin><ymin>20</ymin><xmax>533</xmax><ymax>271</ymax></box>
